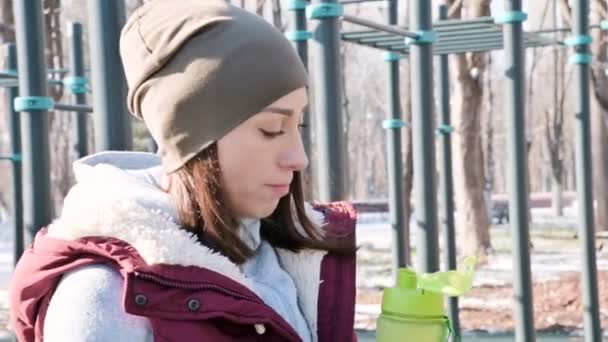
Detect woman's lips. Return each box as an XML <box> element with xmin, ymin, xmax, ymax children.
<box><xmin>266</xmin><ymin>184</ymin><xmax>290</xmax><ymax>197</ymax></box>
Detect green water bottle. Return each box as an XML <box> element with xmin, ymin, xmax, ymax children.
<box><xmin>376</xmin><ymin>257</ymin><xmax>476</xmax><ymax>342</ymax></box>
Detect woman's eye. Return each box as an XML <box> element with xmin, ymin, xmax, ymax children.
<box><xmin>298</xmin><ymin>123</ymin><xmax>308</xmax><ymax>130</ymax></box>
<box><xmin>259</xmin><ymin>128</ymin><xmax>284</xmax><ymax>138</ymax></box>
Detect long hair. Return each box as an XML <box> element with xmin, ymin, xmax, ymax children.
<box><xmin>170</xmin><ymin>143</ymin><xmax>356</xmax><ymax>264</ymax></box>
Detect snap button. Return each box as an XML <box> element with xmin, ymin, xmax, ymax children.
<box><xmin>254</xmin><ymin>323</ymin><xmax>266</xmax><ymax>335</ymax></box>
<box><xmin>134</xmin><ymin>294</ymin><xmax>148</xmax><ymax>307</ymax></box>
<box><xmin>187</xmin><ymin>298</ymin><xmax>201</xmax><ymax>312</ymax></box>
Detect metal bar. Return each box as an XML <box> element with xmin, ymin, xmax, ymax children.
<box><xmin>502</xmin><ymin>2</ymin><xmax>535</xmax><ymax>341</ymax></box>
<box><xmin>290</xmin><ymin>0</ymin><xmax>313</xmax><ymax>200</ymax></box>
<box><xmin>87</xmin><ymin>0</ymin><xmax>132</xmax><ymax>151</ymax></box>
<box><xmin>410</xmin><ymin>0</ymin><xmax>439</xmax><ymax>273</ymax></box>
<box><xmin>340</xmin><ymin>0</ymin><xmax>385</xmax><ymax>4</ymax></box>
<box><xmin>0</xmin><ymin>79</ymin><xmax>18</xmax><ymax>88</ymax></box>
<box><xmin>437</xmin><ymin>5</ymin><xmax>460</xmax><ymax>339</ymax></box>
<box><xmin>385</xmin><ymin>0</ymin><xmax>409</xmax><ymax>271</ymax></box>
<box><xmin>352</xmin><ymin>39</ymin><xmax>544</xmax><ymax>56</ymax></box>
<box><xmin>0</xmin><ymin>71</ymin><xmax>17</xmax><ymax>78</ymax></box>
<box><xmin>437</xmin><ymin>29</ymin><xmax>504</xmax><ymax>39</ymax></box>
<box><xmin>373</xmin><ymin>33</ymin><xmax>505</xmax><ymax>48</ymax></box>
<box><xmin>310</xmin><ymin>0</ymin><xmax>348</xmax><ymax>201</ymax></box>
<box><xmin>343</xmin><ymin>14</ymin><xmax>418</xmax><ymax>38</ymax></box>
<box><xmin>54</xmin><ymin>103</ymin><xmax>93</xmax><ymax>113</ymax></box>
<box><xmin>358</xmin><ymin>28</ymin><xmax>502</xmax><ymax>44</ymax></box>
<box><xmin>68</xmin><ymin>22</ymin><xmax>89</xmax><ymax>158</ymax></box>
<box><xmin>341</xmin><ymin>21</ymin><xmax>496</xmax><ymax>40</ymax></box>
<box><xmin>342</xmin><ymin>30</ymin><xmax>390</xmax><ymax>40</ymax></box>
<box><xmin>572</xmin><ymin>0</ymin><xmax>602</xmax><ymax>339</ymax></box>
<box><xmin>13</xmin><ymin>0</ymin><xmax>53</xmax><ymax>246</ymax></box>
<box><xmin>5</xmin><ymin>44</ymin><xmax>24</xmax><ymax>265</ymax></box>
<box><xmin>434</xmin><ymin>16</ymin><xmax>496</xmax><ymax>27</ymax></box>
<box><xmin>436</xmin><ymin>36</ymin><xmax>540</xmax><ymax>50</ymax></box>
<box><xmin>434</xmin><ymin>40</ymin><xmax>551</xmax><ymax>55</ymax></box>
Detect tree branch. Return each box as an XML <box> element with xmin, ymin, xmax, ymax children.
<box><xmin>558</xmin><ymin>0</ymin><xmax>572</xmax><ymax>26</ymax></box>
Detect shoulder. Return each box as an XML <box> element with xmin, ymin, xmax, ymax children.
<box><xmin>44</xmin><ymin>264</ymin><xmax>153</xmax><ymax>342</ymax></box>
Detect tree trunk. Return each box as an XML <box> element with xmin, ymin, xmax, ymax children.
<box><xmin>447</xmin><ymin>0</ymin><xmax>492</xmax><ymax>258</ymax></box>
<box><xmin>0</xmin><ymin>0</ymin><xmax>13</xmax><ymax>214</ymax></box>
<box><xmin>255</xmin><ymin>0</ymin><xmax>265</xmax><ymax>16</ymax></box>
<box><xmin>590</xmin><ymin>2</ymin><xmax>608</xmax><ymax>232</ymax></box>
<box><xmin>547</xmin><ymin>0</ymin><xmax>565</xmax><ymax>217</ymax></box>
<box><xmin>270</xmin><ymin>0</ymin><xmax>282</xmax><ymax>30</ymax></box>
<box><xmin>0</xmin><ymin>0</ymin><xmax>14</xmax><ymax>43</ymax></box>
<box><xmin>400</xmin><ymin>61</ymin><xmax>413</xmax><ymax>267</ymax></box>
<box><xmin>552</xmin><ymin>177</ymin><xmax>563</xmax><ymax>216</ymax></box>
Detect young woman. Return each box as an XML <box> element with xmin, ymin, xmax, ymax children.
<box><xmin>9</xmin><ymin>1</ymin><xmax>357</xmax><ymax>341</ymax></box>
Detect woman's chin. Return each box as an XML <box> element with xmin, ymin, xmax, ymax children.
<box><xmin>248</xmin><ymin>200</ymin><xmax>280</xmax><ymax>219</ymax></box>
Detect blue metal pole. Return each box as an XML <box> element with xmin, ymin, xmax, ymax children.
<box><xmin>410</xmin><ymin>0</ymin><xmax>439</xmax><ymax>273</ymax></box>
<box><xmin>4</xmin><ymin>43</ymin><xmax>24</xmax><ymax>263</ymax></box>
<box><xmin>437</xmin><ymin>5</ymin><xmax>460</xmax><ymax>339</ymax></box>
<box><xmin>499</xmin><ymin>3</ymin><xmax>535</xmax><ymax>341</ymax></box>
<box><xmin>67</xmin><ymin>22</ymin><xmax>88</xmax><ymax>158</ymax></box>
<box><xmin>12</xmin><ymin>0</ymin><xmax>54</xmax><ymax>245</ymax></box>
<box><xmin>308</xmin><ymin>0</ymin><xmax>348</xmax><ymax>201</ymax></box>
<box><xmin>87</xmin><ymin>0</ymin><xmax>132</xmax><ymax>151</ymax></box>
<box><xmin>571</xmin><ymin>0</ymin><xmax>602</xmax><ymax>339</ymax></box>
<box><xmin>384</xmin><ymin>0</ymin><xmax>409</xmax><ymax>269</ymax></box>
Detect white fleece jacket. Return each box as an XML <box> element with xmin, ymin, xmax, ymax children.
<box><xmin>43</xmin><ymin>151</ymin><xmax>327</xmax><ymax>342</ymax></box>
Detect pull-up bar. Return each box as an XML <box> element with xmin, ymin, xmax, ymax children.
<box><xmin>342</xmin><ymin>14</ymin><xmax>418</xmax><ymax>38</ymax></box>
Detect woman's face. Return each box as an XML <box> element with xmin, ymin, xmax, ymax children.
<box><xmin>217</xmin><ymin>87</ymin><xmax>309</xmax><ymax>218</ymax></box>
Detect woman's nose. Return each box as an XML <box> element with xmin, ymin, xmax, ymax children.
<box><xmin>279</xmin><ymin>135</ymin><xmax>309</xmax><ymax>171</ymax></box>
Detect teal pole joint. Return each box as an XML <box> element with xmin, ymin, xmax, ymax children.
<box><xmin>494</xmin><ymin>11</ymin><xmax>528</xmax><ymax>24</ymax></box>
<box><xmin>437</xmin><ymin>124</ymin><xmax>455</xmax><ymax>135</ymax></box>
<box><xmin>405</xmin><ymin>31</ymin><xmax>437</xmax><ymax>46</ymax></box>
<box><xmin>285</xmin><ymin>30</ymin><xmax>313</xmax><ymax>41</ymax></box>
<box><xmin>287</xmin><ymin>0</ymin><xmax>307</xmax><ymax>10</ymax></box>
<box><xmin>563</xmin><ymin>35</ymin><xmax>593</xmax><ymax>47</ymax></box>
<box><xmin>2</xmin><ymin>69</ymin><xmax>18</xmax><ymax>77</ymax></box>
<box><xmin>63</xmin><ymin>76</ymin><xmax>89</xmax><ymax>94</ymax></box>
<box><xmin>14</xmin><ymin>96</ymin><xmax>55</xmax><ymax>112</ymax></box>
<box><xmin>382</xmin><ymin>119</ymin><xmax>408</xmax><ymax>129</ymax></box>
<box><xmin>569</xmin><ymin>53</ymin><xmax>593</xmax><ymax>65</ymax></box>
<box><xmin>384</xmin><ymin>52</ymin><xmax>402</xmax><ymax>61</ymax></box>
<box><xmin>0</xmin><ymin>154</ymin><xmax>22</xmax><ymax>162</ymax></box>
<box><xmin>306</xmin><ymin>3</ymin><xmax>343</xmax><ymax>20</ymax></box>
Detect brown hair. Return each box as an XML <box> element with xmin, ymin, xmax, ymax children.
<box><xmin>169</xmin><ymin>143</ymin><xmax>356</xmax><ymax>264</ymax></box>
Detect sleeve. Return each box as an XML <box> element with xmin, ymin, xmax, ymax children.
<box><xmin>43</xmin><ymin>264</ymin><xmax>153</xmax><ymax>342</ymax></box>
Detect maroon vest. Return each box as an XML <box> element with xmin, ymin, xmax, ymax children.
<box><xmin>9</xmin><ymin>202</ymin><xmax>357</xmax><ymax>342</ymax></box>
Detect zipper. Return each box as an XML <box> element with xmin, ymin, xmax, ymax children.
<box><xmin>133</xmin><ymin>271</ymin><xmax>259</xmax><ymax>303</ymax></box>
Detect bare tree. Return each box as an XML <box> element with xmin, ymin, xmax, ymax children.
<box><xmin>484</xmin><ymin>53</ymin><xmax>494</xmax><ymax>221</ymax></box>
<box><xmin>256</xmin><ymin>0</ymin><xmax>265</xmax><ymax>16</ymax></box>
<box><xmin>42</xmin><ymin>0</ymin><xmax>74</xmax><ymax>213</ymax></box>
<box><xmin>0</xmin><ymin>0</ymin><xmax>14</xmax><ymax>215</ymax></box>
<box><xmin>446</xmin><ymin>0</ymin><xmax>492</xmax><ymax>257</ymax></box>
<box><xmin>545</xmin><ymin>0</ymin><xmax>568</xmax><ymax>216</ymax></box>
<box><xmin>270</xmin><ymin>0</ymin><xmax>283</xmax><ymax>30</ymax></box>
<box><xmin>399</xmin><ymin>62</ymin><xmax>413</xmax><ymax>266</ymax></box>
<box><xmin>0</xmin><ymin>0</ymin><xmax>14</xmax><ymax>43</ymax></box>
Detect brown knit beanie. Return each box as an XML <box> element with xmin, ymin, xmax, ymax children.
<box><xmin>119</xmin><ymin>0</ymin><xmax>308</xmax><ymax>173</ymax></box>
